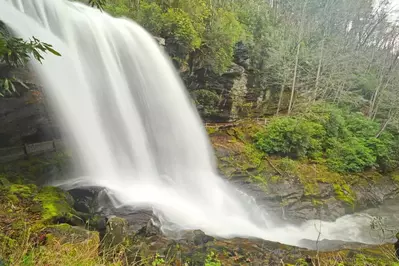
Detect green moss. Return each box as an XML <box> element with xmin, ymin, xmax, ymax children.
<box><xmin>0</xmin><ymin>174</ymin><xmax>10</xmax><ymax>187</ymax></box>
<box><xmin>392</xmin><ymin>173</ymin><xmax>399</xmax><ymax>183</ymax></box>
<box><xmin>312</xmin><ymin>198</ymin><xmax>324</xmax><ymax>207</ymax></box>
<box><xmin>276</xmin><ymin>157</ymin><xmax>297</xmax><ymax>173</ymax></box>
<box><xmin>205</xmin><ymin>251</ymin><xmax>222</xmax><ymax>266</ymax></box>
<box><xmin>294</xmin><ymin>258</ymin><xmax>309</xmax><ymax>266</ymax></box>
<box><xmin>0</xmin><ymin>152</ymin><xmax>71</xmax><ymax>184</ymax></box>
<box><xmin>102</xmin><ymin>217</ymin><xmax>128</xmax><ymax>251</ymax></box>
<box><xmin>250</xmin><ymin>174</ymin><xmax>267</xmax><ymax>189</ymax></box>
<box><xmin>333</xmin><ymin>183</ymin><xmax>356</xmax><ymax>207</ymax></box>
<box><xmin>270</xmin><ymin>175</ymin><xmax>281</xmax><ymax>184</ymax></box>
<box><xmin>353</xmin><ymin>253</ymin><xmax>391</xmax><ymax>266</ymax></box>
<box><xmin>9</xmin><ymin>184</ymin><xmax>36</xmax><ymax>198</ymax></box>
<box><xmin>303</xmin><ymin>182</ymin><xmax>319</xmax><ymax>196</ymax></box>
<box><xmin>206</xmin><ymin>127</ymin><xmax>218</xmax><ymax>135</ymax></box>
<box><xmin>33</xmin><ymin>186</ymin><xmax>76</xmax><ymax>223</ymax></box>
<box><xmin>0</xmin><ymin>234</ymin><xmax>17</xmax><ymax>259</ymax></box>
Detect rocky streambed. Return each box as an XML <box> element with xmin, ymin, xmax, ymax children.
<box><xmin>0</xmin><ymin>155</ymin><xmax>398</xmax><ymax>265</ymax></box>
<box><xmin>62</xmin><ymin>185</ymin><xmax>398</xmax><ymax>265</ymax></box>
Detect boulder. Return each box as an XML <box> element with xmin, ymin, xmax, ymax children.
<box><xmin>101</xmin><ymin>216</ymin><xmax>128</xmax><ymax>248</ymax></box>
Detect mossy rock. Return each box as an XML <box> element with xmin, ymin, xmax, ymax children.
<box><xmin>0</xmin><ymin>175</ymin><xmax>10</xmax><ymax>187</ymax></box>
<box><xmin>45</xmin><ymin>223</ymin><xmax>99</xmax><ymax>245</ymax></box>
<box><xmin>102</xmin><ymin>216</ymin><xmax>128</xmax><ymax>249</ymax></box>
<box><xmin>33</xmin><ymin>186</ymin><xmax>81</xmax><ymax>225</ymax></box>
<box><xmin>9</xmin><ymin>183</ymin><xmax>37</xmax><ymax>199</ymax></box>
<box><xmin>0</xmin><ymin>152</ymin><xmax>72</xmax><ymax>185</ymax></box>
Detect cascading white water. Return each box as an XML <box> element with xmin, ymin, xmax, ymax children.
<box><xmin>0</xmin><ymin>0</ymin><xmax>389</xmax><ymax>248</ymax></box>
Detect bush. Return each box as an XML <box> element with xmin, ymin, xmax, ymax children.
<box><xmin>191</xmin><ymin>89</ymin><xmax>219</xmax><ymax>116</ymax></box>
<box><xmin>276</xmin><ymin>157</ymin><xmax>297</xmax><ymax>173</ymax></box>
<box><xmin>255</xmin><ymin>104</ymin><xmax>399</xmax><ymax>173</ymax></box>
<box><xmin>305</xmin><ymin>104</ymin><xmax>349</xmax><ymax>140</ymax></box>
<box><xmin>326</xmin><ymin>138</ymin><xmax>376</xmax><ymax>173</ymax></box>
<box><xmin>255</xmin><ymin>117</ymin><xmax>325</xmax><ymax>159</ymax></box>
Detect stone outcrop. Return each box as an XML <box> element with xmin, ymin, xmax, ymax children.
<box><xmin>210</xmin><ymin>125</ymin><xmax>399</xmax><ymax>223</ymax></box>
<box><xmin>180</xmin><ymin>43</ymin><xmax>253</xmax><ymax>122</ymax></box>
<box><xmin>0</xmin><ymin>64</ymin><xmax>59</xmax><ymax>148</ymax></box>
<box><xmin>230</xmin><ymin>174</ymin><xmax>399</xmax><ymax>223</ymax></box>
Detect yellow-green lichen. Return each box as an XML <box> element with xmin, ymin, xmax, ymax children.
<box><xmin>333</xmin><ymin>183</ymin><xmax>356</xmax><ymax>207</ymax></box>
<box><xmin>33</xmin><ymin>186</ymin><xmax>75</xmax><ymax>223</ymax></box>
<box><xmin>9</xmin><ymin>184</ymin><xmax>36</xmax><ymax>198</ymax></box>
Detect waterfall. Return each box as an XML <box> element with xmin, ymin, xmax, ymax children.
<box><xmin>0</xmin><ymin>0</ymin><xmax>384</xmax><ymax>247</ymax></box>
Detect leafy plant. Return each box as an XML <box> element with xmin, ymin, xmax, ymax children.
<box><xmin>255</xmin><ymin>116</ymin><xmax>325</xmax><ymax>159</ymax></box>
<box><xmin>205</xmin><ymin>251</ymin><xmax>222</xmax><ymax>266</ymax></box>
<box><xmin>0</xmin><ymin>23</ymin><xmax>60</xmax><ymax>96</ymax></box>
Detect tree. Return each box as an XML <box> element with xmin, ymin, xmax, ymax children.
<box><xmin>0</xmin><ymin>23</ymin><xmax>60</xmax><ymax>96</ymax></box>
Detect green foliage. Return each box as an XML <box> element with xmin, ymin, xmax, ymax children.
<box><xmin>205</xmin><ymin>251</ymin><xmax>221</xmax><ymax>266</ymax></box>
<box><xmin>326</xmin><ymin>138</ymin><xmax>376</xmax><ymax>173</ymax></box>
<box><xmin>200</xmin><ymin>9</ymin><xmax>245</xmax><ymax>72</ymax></box>
<box><xmin>255</xmin><ymin>104</ymin><xmax>398</xmax><ymax>173</ymax></box>
<box><xmin>163</xmin><ymin>8</ymin><xmax>202</xmax><ymax>51</ymax></box>
<box><xmin>33</xmin><ymin>186</ymin><xmax>75</xmax><ymax>223</ymax></box>
<box><xmin>103</xmin><ymin>0</ymin><xmax>131</xmax><ymax>17</ymax></box>
<box><xmin>133</xmin><ymin>3</ymin><xmax>165</xmax><ymax>35</ymax></box>
<box><xmin>255</xmin><ymin>116</ymin><xmax>325</xmax><ymax>159</ymax></box>
<box><xmin>276</xmin><ymin>157</ymin><xmax>297</xmax><ymax>173</ymax></box>
<box><xmin>333</xmin><ymin>183</ymin><xmax>356</xmax><ymax>206</ymax></box>
<box><xmin>103</xmin><ymin>0</ymin><xmax>246</xmax><ymax>73</ymax></box>
<box><xmin>0</xmin><ymin>23</ymin><xmax>60</xmax><ymax>96</ymax></box>
<box><xmin>0</xmin><ymin>35</ymin><xmax>60</xmax><ymax>67</ymax></box>
<box><xmin>152</xmin><ymin>253</ymin><xmax>165</xmax><ymax>266</ymax></box>
<box><xmin>191</xmin><ymin>89</ymin><xmax>219</xmax><ymax>117</ymax></box>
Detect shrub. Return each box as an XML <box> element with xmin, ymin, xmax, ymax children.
<box><xmin>326</xmin><ymin>138</ymin><xmax>376</xmax><ymax>173</ymax></box>
<box><xmin>255</xmin><ymin>117</ymin><xmax>325</xmax><ymax>159</ymax></box>
<box><xmin>255</xmin><ymin>104</ymin><xmax>398</xmax><ymax>173</ymax></box>
<box><xmin>191</xmin><ymin>89</ymin><xmax>219</xmax><ymax>116</ymax></box>
<box><xmin>276</xmin><ymin>157</ymin><xmax>297</xmax><ymax>173</ymax></box>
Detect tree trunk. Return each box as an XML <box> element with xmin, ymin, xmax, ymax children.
<box><xmin>276</xmin><ymin>74</ymin><xmax>287</xmax><ymax>115</ymax></box>
<box><xmin>376</xmin><ymin>110</ymin><xmax>393</xmax><ymax>138</ymax></box>
<box><xmin>288</xmin><ymin>0</ymin><xmax>307</xmax><ymax>115</ymax></box>
<box><xmin>314</xmin><ymin>37</ymin><xmax>325</xmax><ymax>102</ymax></box>
<box><xmin>288</xmin><ymin>43</ymin><xmax>300</xmax><ymax>115</ymax></box>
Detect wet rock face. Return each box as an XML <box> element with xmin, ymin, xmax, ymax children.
<box><xmin>184</xmin><ymin>63</ymin><xmax>249</xmax><ymax>122</ymax></box>
<box><xmin>67</xmin><ymin>187</ymin><xmax>157</xmax><ymax>234</ymax></box>
<box><xmin>229</xmin><ymin>174</ymin><xmax>399</xmax><ymax>223</ymax></box>
<box><xmin>0</xmin><ymin>64</ymin><xmax>60</xmax><ymax>148</ymax></box>
<box><xmin>353</xmin><ymin>177</ymin><xmax>399</xmax><ymax>210</ymax></box>
<box><xmin>0</xmin><ymin>91</ymin><xmax>58</xmax><ymax>147</ymax></box>
<box><xmin>68</xmin><ymin>187</ymin><xmax>103</xmax><ymax>214</ymax></box>
<box><xmin>102</xmin><ymin>216</ymin><xmax>128</xmax><ymax>248</ymax></box>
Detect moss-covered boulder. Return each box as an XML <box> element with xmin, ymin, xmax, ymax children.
<box><xmin>100</xmin><ymin>216</ymin><xmax>128</xmax><ymax>251</ymax></box>
<box><xmin>33</xmin><ymin>186</ymin><xmax>81</xmax><ymax>225</ymax></box>
<box><xmin>0</xmin><ymin>181</ymin><xmax>81</xmax><ymax>240</ymax></box>
<box><xmin>45</xmin><ymin>223</ymin><xmax>99</xmax><ymax>244</ymax></box>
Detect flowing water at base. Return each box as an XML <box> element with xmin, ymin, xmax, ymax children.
<box><xmin>0</xmin><ymin>0</ymin><xmax>396</xmax><ymax>248</ymax></box>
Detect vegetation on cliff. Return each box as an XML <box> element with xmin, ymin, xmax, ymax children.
<box><xmin>94</xmin><ymin>0</ymin><xmax>399</xmax><ymax>133</ymax></box>
<box><xmin>255</xmin><ymin>104</ymin><xmax>399</xmax><ymax>173</ymax></box>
